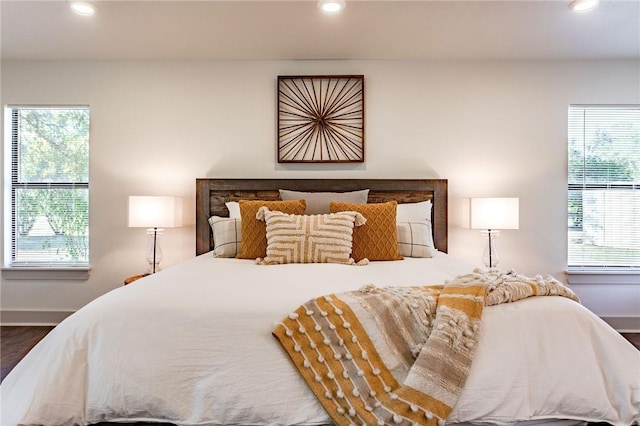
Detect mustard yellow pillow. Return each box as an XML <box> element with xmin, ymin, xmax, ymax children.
<box><xmin>236</xmin><ymin>200</ymin><xmax>306</xmax><ymax>259</ymax></box>
<box><xmin>330</xmin><ymin>201</ymin><xmax>403</xmax><ymax>262</ymax></box>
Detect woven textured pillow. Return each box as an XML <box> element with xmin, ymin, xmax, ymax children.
<box><xmin>330</xmin><ymin>201</ymin><xmax>403</xmax><ymax>262</ymax></box>
<box><xmin>396</xmin><ymin>221</ymin><xmax>436</xmax><ymax>258</ymax></box>
<box><xmin>256</xmin><ymin>207</ymin><xmax>366</xmax><ymax>265</ymax></box>
<box><xmin>236</xmin><ymin>200</ymin><xmax>306</xmax><ymax>259</ymax></box>
<box><xmin>208</xmin><ymin>216</ymin><xmax>242</xmax><ymax>258</ymax></box>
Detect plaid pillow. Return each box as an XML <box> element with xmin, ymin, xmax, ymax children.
<box><xmin>396</xmin><ymin>221</ymin><xmax>436</xmax><ymax>258</ymax></box>
<box><xmin>208</xmin><ymin>216</ymin><xmax>242</xmax><ymax>257</ymax></box>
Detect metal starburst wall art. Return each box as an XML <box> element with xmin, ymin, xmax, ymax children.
<box><xmin>277</xmin><ymin>75</ymin><xmax>364</xmax><ymax>163</ymax></box>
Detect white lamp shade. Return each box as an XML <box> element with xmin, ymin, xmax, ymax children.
<box><xmin>469</xmin><ymin>197</ymin><xmax>519</xmax><ymax>230</ymax></box>
<box><xmin>128</xmin><ymin>196</ymin><xmax>184</xmax><ymax>228</ymax></box>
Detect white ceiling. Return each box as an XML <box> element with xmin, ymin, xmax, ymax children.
<box><xmin>1</xmin><ymin>0</ymin><xmax>639</xmax><ymax>61</ymax></box>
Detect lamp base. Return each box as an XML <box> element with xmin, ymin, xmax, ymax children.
<box><xmin>481</xmin><ymin>229</ymin><xmax>500</xmax><ymax>269</ymax></box>
<box><xmin>145</xmin><ymin>228</ymin><xmax>164</xmax><ymax>274</ymax></box>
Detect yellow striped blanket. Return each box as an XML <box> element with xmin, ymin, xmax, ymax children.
<box><xmin>272</xmin><ymin>269</ymin><xmax>579</xmax><ymax>426</ymax></box>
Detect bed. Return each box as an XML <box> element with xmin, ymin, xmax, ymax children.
<box><xmin>1</xmin><ymin>178</ymin><xmax>638</xmax><ymax>426</ymax></box>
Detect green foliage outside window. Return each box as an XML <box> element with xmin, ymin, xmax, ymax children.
<box><xmin>567</xmin><ymin>127</ymin><xmax>639</xmax><ymax>229</ymax></box>
<box><xmin>11</xmin><ymin>107</ymin><xmax>89</xmax><ymax>264</ymax></box>
<box><xmin>568</xmin><ymin>106</ymin><xmax>640</xmax><ymax>268</ymax></box>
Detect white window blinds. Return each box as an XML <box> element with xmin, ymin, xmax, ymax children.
<box><xmin>8</xmin><ymin>106</ymin><xmax>90</xmax><ymax>267</ymax></box>
<box><xmin>568</xmin><ymin>105</ymin><xmax>640</xmax><ymax>270</ymax></box>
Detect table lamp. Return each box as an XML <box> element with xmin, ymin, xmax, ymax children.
<box><xmin>469</xmin><ymin>197</ymin><xmax>519</xmax><ymax>268</ymax></box>
<box><xmin>128</xmin><ymin>196</ymin><xmax>184</xmax><ymax>273</ymax></box>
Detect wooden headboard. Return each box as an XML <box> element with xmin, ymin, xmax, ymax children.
<box><xmin>195</xmin><ymin>178</ymin><xmax>448</xmax><ymax>256</ymax></box>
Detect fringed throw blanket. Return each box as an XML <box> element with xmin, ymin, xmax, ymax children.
<box><xmin>273</xmin><ymin>269</ymin><xmax>579</xmax><ymax>426</ymax></box>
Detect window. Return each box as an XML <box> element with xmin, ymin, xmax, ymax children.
<box><xmin>568</xmin><ymin>105</ymin><xmax>639</xmax><ymax>273</ymax></box>
<box><xmin>4</xmin><ymin>106</ymin><xmax>89</xmax><ymax>268</ymax></box>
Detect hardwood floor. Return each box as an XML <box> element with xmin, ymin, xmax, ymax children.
<box><xmin>1</xmin><ymin>325</ymin><xmax>54</xmax><ymax>382</ymax></box>
<box><xmin>622</xmin><ymin>332</ymin><xmax>640</xmax><ymax>349</ymax></box>
<box><xmin>1</xmin><ymin>326</ymin><xmax>638</xmax><ymax>426</ymax></box>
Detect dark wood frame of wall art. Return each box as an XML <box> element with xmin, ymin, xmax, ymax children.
<box><xmin>277</xmin><ymin>75</ymin><xmax>365</xmax><ymax>163</ymax></box>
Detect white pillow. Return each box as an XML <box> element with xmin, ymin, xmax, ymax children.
<box><xmin>279</xmin><ymin>189</ymin><xmax>369</xmax><ymax>215</ymax></box>
<box><xmin>225</xmin><ymin>201</ymin><xmax>241</xmax><ymax>219</ymax></box>
<box><xmin>396</xmin><ymin>221</ymin><xmax>436</xmax><ymax>258</ymax></box>
<box><xmin>208</xmin><ymin>216</ymin><xmax>242</xmax><ymax>257</ymax></box>
<box><xmin>396</xmin><ymin>200</ymin><xmax>432</xmax><ymax>222</ymax></box>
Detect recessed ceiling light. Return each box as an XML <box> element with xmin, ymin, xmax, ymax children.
<box><xmin>318</xmin><ymin>0</ymin><xmax>346</xmax><ymax>14</ymax></box>
<box><xmin>569</xmin><ymin>0</ymin><xmax>599</xmax><ymax>12</ymax></box>
<box><xmin>70</xmin><ymin>1</ymin><xmax>97</xmax><ymax>16</ymax></box>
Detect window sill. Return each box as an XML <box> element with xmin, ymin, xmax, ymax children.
<box><xmin>1</xmin><ymin>266</ymin><xmax>91</xmax><ymax>280</ymax></box>
<box><xmin>566</xmin><ymin>269</ymin><xmax>639</xmax><ymax>285</ymax></box>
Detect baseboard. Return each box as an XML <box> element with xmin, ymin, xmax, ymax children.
<box><xmin>600</xmin><ymin>316</ymin><xmax>640</xmax><ymax>333</ymax></box>
<box><xmin>0</xmin><ymin>309</ymin><xmax>75</xmax><ymax>326</ymax></box>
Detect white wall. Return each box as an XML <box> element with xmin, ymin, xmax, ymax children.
<box><xmin>1</xmin><ymin>59</ymin><xmax>639</xmax><ymax>324</ymax></box>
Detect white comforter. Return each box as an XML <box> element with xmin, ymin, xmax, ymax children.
<box><xmin>1</xmin><ymin>253</ymin><xmax>639</xmax><ymax>426</ymax></box>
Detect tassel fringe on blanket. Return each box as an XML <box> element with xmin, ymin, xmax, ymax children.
<box><xmin>272</xmin><ymin>269</ymin><xmax>580</xmax><ymax>426</ymax></box>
